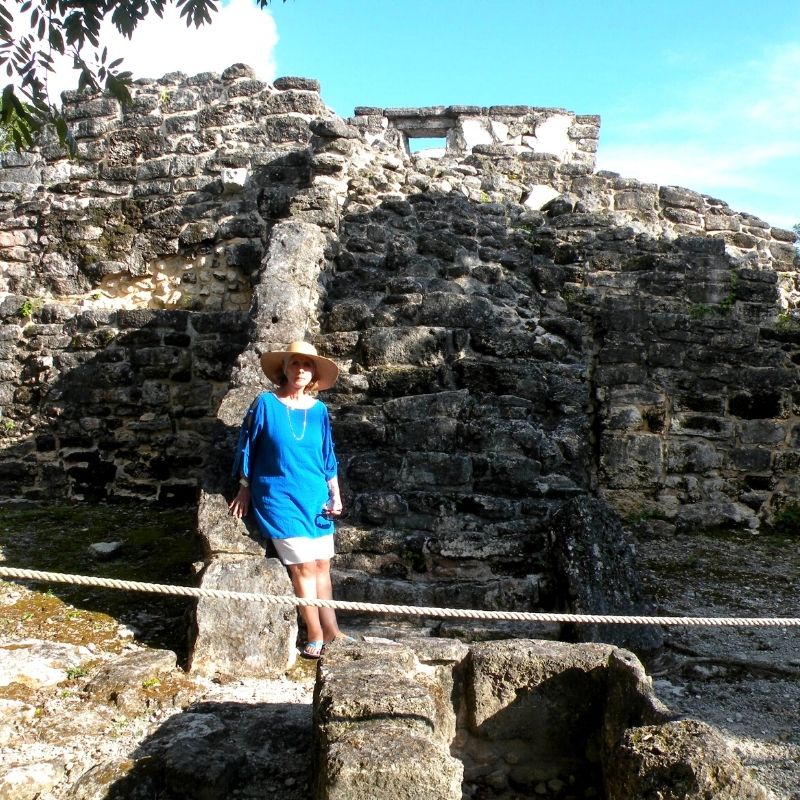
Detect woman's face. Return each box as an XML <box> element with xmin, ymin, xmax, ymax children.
<box><xmin>284</xmin><ymin>356</ymin><xmax>316</xmax><ymax>390</ymax></box>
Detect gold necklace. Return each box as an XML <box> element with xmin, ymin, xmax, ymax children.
<box><xmin>285</xmin><ymin>403</ymin><xmax>308</xmax><ymax>441</ymax></box>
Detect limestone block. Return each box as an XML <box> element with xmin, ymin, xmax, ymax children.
<box><xmin>317</xmin><ymin>653</ymin><xmax>439</xmax><ymax>735</ymax></box>
<box><xmin>310</xmin><ymin>117</ymin><xmax>361</xmax><ymax>139</ymax></box>
<box><xmin>315</xmin><ymin>643</ymin><xmax>462</xmax><ymax>799</ymax></box>
<box><xmin>85</xmin><ymin>648</ymin><xmax>178</xmax><ymax>713</ymax></box>
<box><xmin>658</xmin><ymin>185</ymin><xmax>704</xmax><ymax>210</ymax></box>
<box><xmin>189</xmin><ymin>554</ymin><xmax>297</xmax><ymax>678</ymax></box>
<box><xmin>663</xmin><ymin>205</ymin><xmax>703</xmax><ymax>227</ymax></box>
<box><xmin>273</xmin><ymin>76</ymin><xmax>321</xmax><ymax>92</ymax></box>
<box><xmin>262</xmin><ymin>115</ymin><xmax>312</xmax><ymax>144</ymax></box>
<box><xmin>665</xmin><ymin>440</ymin><xmax>722</xmax><ymax>473</ymax></box>
<box><xmin>0</xmin><ymin>760</ymin><xmax>66</xmax><ymax>800</ymax></box>
<box><xmin>769</xmin><ymin>240</ymin><xmax>796</xmax><ymax>265</ymax></box>
<box><xmin>606</xmin><ymin>719</ymin><xmax>772</xmax><ymax>800</ymax></box>
<box><xmin>614</xmin><ymin>190</ymin><xmax>657</xmax><ymax>212</ymax></box>
<box><xmin>0</xmin><ymin>639</ymin><xmax>93</xmax><ymax>688</ymax></box>
<box><xmin>357</xmin><ymin>326</ymin><xmax>453</xmax><ymax>367</ymax></box>
<box><xmin>219</xmin><ymin>166</ymin><xmax>249</xmax><ymax>194</ymax></box>
<box><xmin>197</xmin><ymin>490</ymin><xmax>265</xmax><ymax>557</ymax></box>
<box><xmin>675</xmin><ymin>500</ymin><xmax>757</xmax><ymax>534</ymax></box>
<box><xmin>466</xmin><ymin>639</ymin><xmax>615</xmax><ymax>785</ymax></box>
<box><xmin>400</xmin><ymin>451</ymin><xmax>472</xmax><ymax>488</ymax></box>
<box><xmin>251</xmin><ymin>223</ymin><xmax>327</xmax><ymax>339</ymax></box>
<box><xmin>319</xmin><ymin>724</ymin><xmax>463</xmax><ymax>800</ymax></box>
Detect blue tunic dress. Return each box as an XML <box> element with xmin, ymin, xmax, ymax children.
<box><xmin>233</xmin><ymin>392</ymin><xmax>338</xmax><ymax>542</ymax></box>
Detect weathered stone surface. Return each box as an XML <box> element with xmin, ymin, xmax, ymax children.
<box><xmin>196</xmin><ymin>490</ymin><xmax>265</xmax><ymax>556</ymax></box>
<box><xmin>0</xmin><ymin>760</ymin><xmax>66</xmax><ymax>800</ymax></box>
<box><xmin>190</xmin><ymin>555</ymin><xmax>297</xmax><ymax>678</ymax></box>
<box><xmin>315</xmin><ymin>638</ymin><xmax>770</xmax><ymax>799</ymax></box>
<box><xmin>85</xmin><ymin>649</ymin><xmax>178</xmax><ymax>713</ymax></box>
<box><xmin>0</xmin><ymin>640</ymin><xmax>92</xmax><ymax>688</ymax></box>
<box><xmin>314</xmin><ymin>641</ymin><xmax>463</xmax><ymax>799</ymax></box>
<box><xmin>318</xmin><ymin>724</ymin><xmax>463</xmax><ymax>800</ymax></box>
<box><xmin>606</xmin><ymin>719</ymin><xmax>772</xmax><ymax>800</ymax></box>
<box><xmin>547</xmin><ymin>496</ymin><xmax>664</xmax><ymax>654</ymax></box>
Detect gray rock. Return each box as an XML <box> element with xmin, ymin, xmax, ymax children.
<box><xmin>190</xmin><ymin>555</ymin><xmax>298</xmax><ymax>678</ymax></box>
<box><xmin>88</xmin><ymin>541</ymin><xmax>124</xmax><ymax>559</ymax></box>
<box><xmin>606</xmin><ymin>719</ymin><xmax>772</xmax><ymax>800</ymax></box>
<box><xmin>86</xmin><ymin>648</ymin><xmax>178</xmax><ymax>713</ymax></box>
<box><xmin>0</xmin><ymin>639</ymin><xmax>92</xmax><ymax>688</ymax></box>
<box><xmin>548</xmin><ymin>496</ymin><xmax>664</xmax><ymax>654</ymax></box>
<box><xmin>0</xmin><ymin>760</ymin><xmax>66</xmax><ymax>800</ymax></box>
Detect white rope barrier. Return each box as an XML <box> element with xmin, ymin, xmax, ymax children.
<box><xmin>1</xmin><ymin>566</ymin><xmax>799</xmax><ymax>628</ymax></box>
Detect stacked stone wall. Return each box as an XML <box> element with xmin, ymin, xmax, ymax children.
<box><xmin>0</xmin><ymin>65</ymin><xmax>335</xmax><ymax>502</ymax></box>
<box><xmin>0</xmin><ymin>302</ymin><xmax>247</xmax><ymax>503</ymax></box>
<box><xmin>350</xmin><ymin>105</ymin><xmax>600</xmax><ymax>169</ymax></box>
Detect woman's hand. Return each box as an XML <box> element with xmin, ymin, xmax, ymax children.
<box><xmin>325</xmin><ymin>476</ymin><xmax>343</xmax><ymax>518</ymax></box>
<box><xmin>323</xmin><ymin>496</ymin><xmax>343</xmax><ymax>518</ymax></box>
<box><xmin>229</xmin><ymin>486</ymin><xmax>250</xmax><ymax>518</ymax></box>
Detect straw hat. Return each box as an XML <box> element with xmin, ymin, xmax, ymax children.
<box><xmin>260</xmin><ymin>341</ymin><xmax>339</xmax><ymax>390</ymax></box>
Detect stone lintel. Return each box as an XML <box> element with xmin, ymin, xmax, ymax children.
<box><xmin>384</xmin><ymin>106</ymin><xmax>449</xmax><ymax>118</ymax></box>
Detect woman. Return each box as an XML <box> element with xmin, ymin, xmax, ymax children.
<box><xmin>228</xmin><ymin>340</ymin><xmax>347</xmax><ymax>659</ymax></box>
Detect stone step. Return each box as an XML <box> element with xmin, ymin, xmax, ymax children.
<box><xmin>332</xmin><ymin>567</ymin><xmax>547</xmax><ymax>614</ymax></box>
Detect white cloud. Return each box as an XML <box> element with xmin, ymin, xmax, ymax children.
<box><xmin>597</xmin><ymin>42</ymin><xmax>800</xmax><ymax>227</ymax></box>
<box><xmin>44</xmin><ymin>0</ymin><xmax>278</xmax><ymax>102</ymax></box>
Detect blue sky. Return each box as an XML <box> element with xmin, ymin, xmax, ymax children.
<box><xmin>43</xmin><ymin>0</ymin><xmax>800</xmax><ymax>229</ymax></box>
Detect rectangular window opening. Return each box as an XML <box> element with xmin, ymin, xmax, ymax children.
<box><xmin>408</xmin><ymin>136</ymin><xmax>447</xmax><ymax>157</ymax></box>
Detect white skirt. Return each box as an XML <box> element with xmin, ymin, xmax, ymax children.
<box><xmin>272</xmin><ymin>534</ymin><xmax>335</xmax><ymax>565</ymax></box>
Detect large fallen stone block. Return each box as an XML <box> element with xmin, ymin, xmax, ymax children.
<box><xmin>189</xmin><ymin>553</ymin><xmax>297</xmax><ymax>678</ymax></box>
<box><xmin>313</xmin><ymin>640</ymin><xmax>463</xmax><ymax>799</ymax></box>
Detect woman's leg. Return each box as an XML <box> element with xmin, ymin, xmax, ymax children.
<box><xmin>287</xmin><ymin>561</ymin><xmax>324</xmax><ymax>645</ymax></box>
<box><xmin>314</xmin><ymin>558</ymin><xmax>342</xmax><ymax>642</ymax></box>
<box><xmin>287</xmin><ymin>558</ymin><xmax>342</xmax><ymax>644</ymax></box>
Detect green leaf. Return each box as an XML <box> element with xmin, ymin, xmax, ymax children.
<box><xmin>1</xmin><ymin>85</ymin><xmax>15</xmax><ymax>122</ymax></box>
<box><xmin>105</xmin><ymin>72</ymin><xmax>132</xmax><ymax>106</ymax></box>
<box><xmin>48</xmin><ymin>26</ymin><xmax>64</xmax><ymax>53</ymax></box>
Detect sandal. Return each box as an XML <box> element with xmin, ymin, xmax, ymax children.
<box><xmin>301</xmin><ymin>640</ymin><xmax>324</xmax><ymax>659</ymax></box>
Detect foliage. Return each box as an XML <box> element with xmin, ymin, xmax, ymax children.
<box><xmin>769</xmin><ymin>503</ymin><xmax>800</xmax><ymax>537</ymax></box>
<box><xmin>776</xmin><ymin>310</ymin><xmax>800</xmax><ymax>331</ymax></box>
<box><xmin>0</xmin><ymin>92</ymin><xmax>34</xmax><ymax>151</ymax></box>
<box><xmin>0</xmin><ymin>0</ymin><xmax>279</xmax><ymax>156</ymax></box>
<box><xmin>18</xmin><ymin>296</ymin><xmax>42</xmax><ymax>317</ymax></box>
<box><xmin>65</xmin><ymin>664</ymin><xmax>88</xmax><ymax>679</ymax></box>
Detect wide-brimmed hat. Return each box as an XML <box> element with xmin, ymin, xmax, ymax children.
<box><xmin>260</xmin><ymin>341</ymin><xmax>339</xmax><ymax>390</ymax></box>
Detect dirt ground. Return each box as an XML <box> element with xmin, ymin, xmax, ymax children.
<box><xmin>633</xmin><ymin>525</ymin><xmax>800</xmax><ymax>799</ymax></box>
<box><xmin>1</xmin><ymin>506</ymin><xmax>798</xmax><ymax>798</ymax></box>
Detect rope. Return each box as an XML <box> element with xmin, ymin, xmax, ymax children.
<box><xmin>1</xmin><ymin>566</ymin><xmax>798</xmax><ymax>628</ymax></box>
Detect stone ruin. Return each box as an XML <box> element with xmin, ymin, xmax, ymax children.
<box><xmin>313</xmin><ymin>638</ymin><xmax>770</xmax><ymax>799</ymax></box>
<box><xmin>0</xmin><ymin>64</ymin><xmax>792</xmax><ymax>796</ymax></box>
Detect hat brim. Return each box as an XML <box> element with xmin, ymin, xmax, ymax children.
<box><xmin>260</xmin><ymin>350</ymin><xmax>339</xmax><ymax>390</ymax></box>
